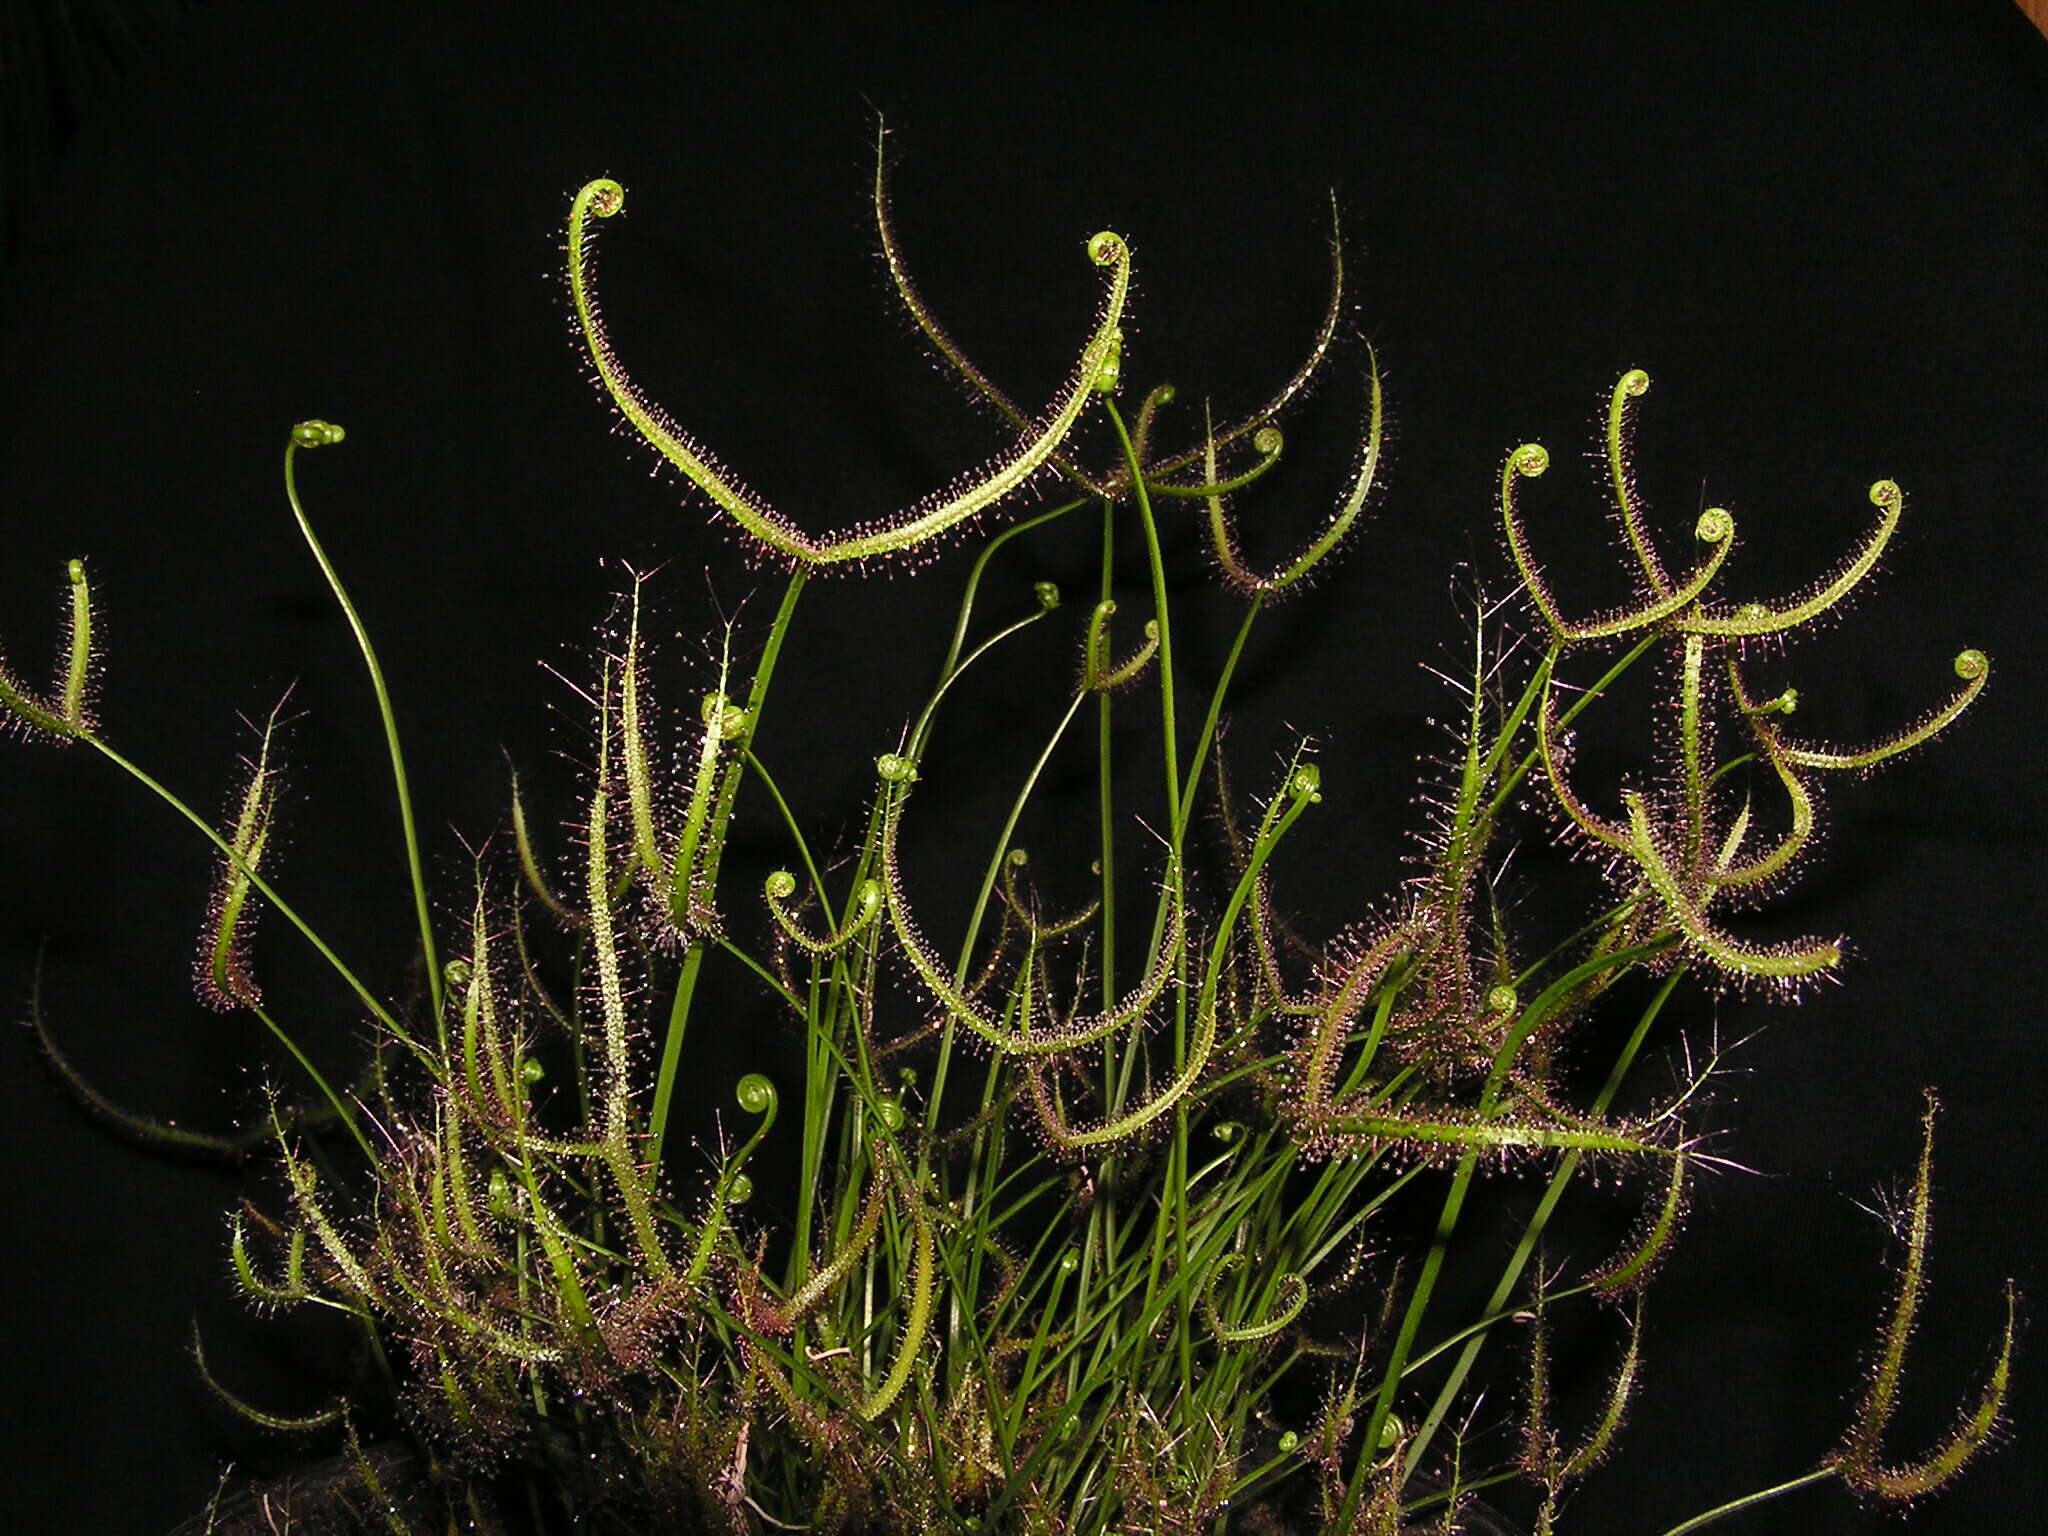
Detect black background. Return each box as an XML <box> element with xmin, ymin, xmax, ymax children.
<box><xmin>1</xmin><ymin>2</ymin><xmax>2042</xmax><ymax>1531</ymax></box>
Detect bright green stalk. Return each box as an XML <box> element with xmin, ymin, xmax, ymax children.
<box><xmin>931</xmin><ymin>498</ymin><xmax>1090</xmax><ymax>686</ymax></box>
<box><xmin>1087</xmin><ymin>491</ymin><xmax>1124</xmax><ymax>1379</ymax></box>
<box><xmin>919</xmin><ymin>679</ymin><xmax>1092</xmax><ymax>1156</ymax></box>
<box><xmin>247</xmin><ymin>998</ymin><xmax>377</xmax><ymax>1166</ymax></box>
<box><xmin>283</xmin><ymin>424</ymin><xmax>443</xmax><ymax>1031</ymax></box>
<box><xmin>1096</xmin><ymin>496</ymin><xmax>1120</xmax><ymax>1012</ymax></box>
<box><xmin>1654</xmin><ymin>1467</ymin><xmax>1841</xmax><ymax>1535</ymax></box>
<box><xmin>1103</xmin><ymin>399</ymin><xmax>1183</xmax><ymax>843</ymax></box>
<box><xmin>1179</xmin><ymin>595</ymin><xmax>1264</xmax><ymax>847</ymax></box>
<box><xmin>1347</xmin><ymin>1147</ymin><xmax>1479</xmax><ymax>1524</ymax></box>
<box><xmin>1107</xmin><ymin>394</ymin><xmax>1201</xmax><ymax>1399</ymax></box>
<box><xmin>1356</xmin><ymin>939</ymin><xmax>1682</xmax><ymax>1499</ymax></box>
<box><xmin>649</xmin><ymin>568</ymin><xmax>806</xmax><ymax>1167</ymax></box>
<box><xmin>1402</xmin><ymin>966</ymin><xmax>1687</xmax><ymax>1472</ymax></box>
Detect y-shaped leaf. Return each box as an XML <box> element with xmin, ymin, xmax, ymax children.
<box><xmin>1835</xmin><ymin>1095</ymin><xmax>2015</xmax><ymax>1503</ymax></box>
<box><xmin>1202</xmin><ymin>343</ymin><xmax>1384</xmax><ymax>598</ymax></box>
<box><xmin>0</xmin><ymin>557</ymin><xmax>95</xmax><ymax>742</ymax></box>
<box><xmin>568</xmin><ymin>176</ymin><xmax>1128</xmax><ymax>567</ymax></box>
<box><xmin>881</xmin><ymin>775</ymin><xmax>1184</xmax><ymax>1057</ymax></box>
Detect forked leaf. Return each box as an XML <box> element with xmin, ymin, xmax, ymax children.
<box><xmin>1835</xmin><ymin>1095</ymin><xmax>2016</xmax><ymax>1504</ymax></box>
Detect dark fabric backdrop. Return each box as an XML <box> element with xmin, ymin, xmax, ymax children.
<box><xmin>2</xmin><ymin>2</ymin><xmax>2042</xmax><ymax>1531</ymax></box>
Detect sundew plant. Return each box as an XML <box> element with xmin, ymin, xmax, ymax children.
<box><xmin>7</xmin><ymin>141</ymin><xmax>2016</xmax><ymax>1535</ymax></box>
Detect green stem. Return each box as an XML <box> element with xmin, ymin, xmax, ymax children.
<box><xmin>1402</xmin><ymin>965</ymin><xmax>1686</xmax><ymax>1472</ymax></box>
<box><xmin>650</xmin><ymin>569</ymin><xmax>807</xmax><ymax>1167</ymax></box>
<box><xmin>284</xmin><ymin>437</ymin><xmax>442</xmax><ymax>1029</ymax></box>
<box><xmin>1104</xmin><ymin>395</ymin><xmax>1198</xmax><ymax>1397</ymax></box>
<box><xmin>934</xmin><ymin>499</ymin><xmax>1089</xmax><ymax>684</ymax></box>
<box><xmin>1096</xmin><ymin>494</ymin><xmax>1119</xmax><ymax>1012</ymax></box>
<box><xmin>1654</xmin><ymin>1466</ymin><xmax>1840</xmax><ymax>1535</ymax></box>
<box><xmin>249</xmin><ymin>999</ymin><xmax>377</xmax><ymax>1165</ymax></box>
<box><xmin>1103</xmin><ymin>399</ymin><xmax>1182</xmax><ymax>837</ymax></box>
<box><xmin>1178</xmin><ymin>596</ymin><xmax>1263</xmax><ymax>849</ymax></box>
<box><xmin>919</xmin><ymin>681</ymin><xmax>1093</xmax><ymax>1156</ymax></box>
<box><xmin>1350</xmin><ymin>1148</ymin><xmax>1478</xmax><ymax>1517</ymax></box>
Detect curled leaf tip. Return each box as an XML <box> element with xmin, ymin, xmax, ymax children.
<box><xmin>1954</xmin><ymin>648</ymin><xmax>1988</xmax><ymax>681</ymax></box>
<box><xmin>1620</xmin><ymin>368</ymin><xmax>1650</xmax><ymax>397</ymax></box>
<box><xmin>1086</xmin><ymin>230</ymin><xmax>1126</xmax><ymax>265</ymax></box>
<box><xmin>1869</xmin><ymin>478</ymin><xmax>1902</xmax><ymax>508</ymax></box>
<box><xmin>735</xmin><ymin>1072</ymin><xmax>777</xmax><ymax>1116</ymax></box>
<box><xmin>1742</xmin><ymin>685</ymin><xmax>1798</xmax><ymax>717</ymax></box>
<box><xmin>1514</xmin><ymin>443</ymin><xmax>1550</xmax><ymax>477</ymax></box>
<box><xmin>290</xmin><ymin>420</ymin><xmax>345</xmax><ymax>448</ymax></box>
<box><xmin>1695</xmin><ymin>507</ymin><xmax>1734</xmax><ymax>544</ymax></box>
<box><xmin>1252</xmin><ymin>424</ymin><xmax>1284</xmax><ymax>455</ymax></box>
<box><xmin>583</xmin><ymin>177</ymin><xmax>625</xmax><ymax>217</ymax></box>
